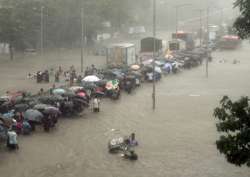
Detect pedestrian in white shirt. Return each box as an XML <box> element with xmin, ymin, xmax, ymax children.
<box><xmin>93</xmin><ymin>97</ymin><xmax>100</xmax><ymax>113</ymax></box>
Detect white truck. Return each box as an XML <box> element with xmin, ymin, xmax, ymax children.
<box><xmin>106</xmin><ymin>43</ymin><xmax>136</xmax><ymax>67</ymax></box>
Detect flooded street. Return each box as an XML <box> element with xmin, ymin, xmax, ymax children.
<box><xmin>1</xmin><ymin>43</ymin><xmax>250</xmax><ymax>177</ymax></box>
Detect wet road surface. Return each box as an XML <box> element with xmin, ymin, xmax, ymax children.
<box><xmin>0</xmin><ymin>44</ymin><xmax>250</xmax><ymax>177</ymax></box>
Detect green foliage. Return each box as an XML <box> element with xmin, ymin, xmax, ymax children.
<box><xmin>0</xmin><ymin>0</ymin><xmax>151</xmax><ymax>51</ymax></box>
<box><xmin>0</xmin><ymin>0</ymin><xmax>42</xmax><ymax>49</ymax></box>
<box><xmin>233</xmin><ymin>0</ymin><xmax>250</xmax><ymax>38</ymax></box>
<box><xmin>214</xmin><ymin>96</ymin><xmax>250</xmax><ymax>167</ymax></box>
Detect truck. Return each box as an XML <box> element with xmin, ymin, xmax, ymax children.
<box><xmin>106</xmin><ymin>43</ymin><xmax>136</xmax><ymax>67</ymax></box>
<box><xmin>139</xmin><ymin>37</ymin><xmax>163</xmax><ymax>61</ymax></box>
<box><xmin>172</xmin><ymin>31</ymin><xmax>195</xmax><ymax>51</ymax></box>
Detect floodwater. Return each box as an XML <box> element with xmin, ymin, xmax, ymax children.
<box><xmin>0</xmin><ymin>43</ymin><xmax>250</xmax><ymax>177</ymax></box>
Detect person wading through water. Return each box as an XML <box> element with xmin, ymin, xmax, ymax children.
<box><xmin>93</xmin><ymin>96</ymin><xmax>100</xmax><ymax>113</ymax></box>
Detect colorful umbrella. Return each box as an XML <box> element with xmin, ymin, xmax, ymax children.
<box><xmin>105</xmin><ymin>80</ymin><xmax>119</xmax><ymax>90</ymax></box>
<box><xmin>77</xmin><ymin>92</ymin><xmax>86</xmax><ymax>97</ymax></box>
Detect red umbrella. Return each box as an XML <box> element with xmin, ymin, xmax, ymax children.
<box><xmin>77</xmin><ymin>92</ymin><xmax>86</xmax><ymax>97</ymax></box>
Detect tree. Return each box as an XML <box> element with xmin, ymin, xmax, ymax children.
<box><xmin>0</xmin><ymin>0</ymin><xmax>152</xmax><ymax>54</ymax></box>
<box><xmin>214</xmin><ymin>96</ymin><xmax>250</xmax><ymax>167</ymax></box>
<box><xmin>0</xmin><ymin>0</ymin><xmax>42</xmax><ymax>59</ymax></box>
<box><xmin>233</xmin><ymin>0</ymin><xmax>250</xmax><ymax>38</ymax></box>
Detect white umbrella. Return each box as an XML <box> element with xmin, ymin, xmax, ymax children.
<box><xmin>154</xmin><ymin>66</ymin><xmax>162</xmax><ymax>73</ymax></box>
<box><xmin>154</xmin><ymin>61</ymin><xmax>162</xmax><ymax>66</ymax></box>
<box><xmin>82</xmin><ymin>75</ymin><xmax>100</xmax><ymax>82</ymax></box>
<box><xmin>142</xmin><ymin>59</ymin><xmax>153</xmax><ymax>65</ymax></box>
<box><xmin>69</xmin><ymin>86</ymin><xmax>84</xmax><ymax>92</ymax></box>
<box><xmin>130</xmin><ymin>65</ymin><xmax>140</xmax><ymax>70</ymax></box>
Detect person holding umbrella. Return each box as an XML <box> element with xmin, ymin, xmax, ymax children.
<box><xmin>55</xmin><ymin>71</ymin><xmax>60</xmax><ymax>83</ymax></box>
<box><xmin>22</xmin><ymin>121</ymin><xmax>31</xmax><ymax>135</ymax></box>
<box><xmin>42</xmin><ymin>114</ymin><xmax>52</xmax><ymax>132</ymax></box>
<box><xmin>92</xmin><ymin>96</ymin><xmax>100</xmax><ymax>113</ymax></box>
<box><xmin>6</xmin><ymin>128</ymin><xmax>19</xmax><ymax>150</ymax></box>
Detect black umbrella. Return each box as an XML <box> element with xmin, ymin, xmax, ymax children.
<box><xmin>24</xmin><ymin>109</ymin><xmax>43</xmax><ymax>123</ymax></box>
<box><xmin>33</xmin><ymin>104</ymin><xmax>50</xmax><ymax>110</ymax></box>
<box><xmin>62</xmin><ymin>92</ymin><xmax>76</xmax><ymax>98</ymax></box>
<box><xmin>39</xmin><ymin>95</ymin><xmax>64</xmax><ymax>104</ymax></box>
<box><xmin>14</xmin><ymin>103</ymin><xmax>29</xmax><ymax>112</ymax></box>
<box><xmin>43</xmin><ymin>106</ymin><xmax>61</xmax><ymax>115</ymax></box>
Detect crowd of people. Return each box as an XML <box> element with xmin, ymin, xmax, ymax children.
<box><xmin>1</xmin><ymin>47</ymin><xmax>209</xmax><ymax>160</ymax></box>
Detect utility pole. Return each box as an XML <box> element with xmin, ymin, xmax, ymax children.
<box><xmin>40</xmin><ymin>6</ymin><xmax>44</xmax><ymax>56</ymax></box>
<box><xmin>206</xmin><ymin>7</ymin><xmax>209</xmax><ymax>78</ymax></box>
<box><xmin>199</xmin><ymin>9</ymin><xmax>203</xmax><ymax>47</ymax></box>
<box><xmin>175</xmin><ymin>6</ymin><xmax>178</xmax><ymax>35</ymax></box>
<box><xmin>81</xmin><ymin>7</ymin><xmax>84</xmax><ymax>73</ymax></box>
<box><xmin>220</xmin><ymin>8</ymin><xmax>223</xmax><ymax>26</ymax></box>
<box><xmin>152</xmin><ymin>0</ymin><xmax>156</xmax><ymax>110</ymax></box>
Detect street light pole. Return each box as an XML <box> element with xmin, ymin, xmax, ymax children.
<box><xmin>40</xmin><ymin>6</ymin><xmax>44</xmax><ymax>56</ymax></box>
<box><xmin>199</xmin><ymin>9</ymin><xmax>203</xmax><ymax>47</ymax></box>
<box><xmin>175</xmin><ymin>6</ymin><xmax>178</xmax><ymax>35</ymax></box>
<box><xmin>81</xmin><ymin>7</ymin><xmax>84</xmax><ymax>73</ymax></box>
<box><xmin>152</xmin><ymin>0</ymin><xmax>156</xmax><ymax>110</ymax></box>
<box><xmin>206</xmin><ymin>7</ymin><xmax>209</xmax><ymax>78</ymax></box>
<box><xmin>220</xmin><ymin>8</ymin><xmax>223</xmax><ymax>26</ymax></box>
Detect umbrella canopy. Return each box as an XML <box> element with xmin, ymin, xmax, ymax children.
<box><xmin>52</xmin><ymin>88</ymin><xmax>66</xmax><ymax>95</ymax></box>
<box><xmin>43</xmin><ymin>106</ymin><xmax>61</xmax><ymax>115</ymax></box>
<box><xmin>110</xmin><ymin>70</ymin><xmax>124</xmax><ymax>79</ymax></box>
<box><xmin>14</xmin><ymin>103</ymin><xmax>29</xmax><ymax>112</ymax></box>
<box><xmin>2</xmin><ymin>111</ymin><xmax>15</xmax><ymax>119</ymax></box>
<box><xmin>33</xmin><ymin>104</ymin><xmax>50</xmax><ymax>110</ymax></box>
<box><xmin>39</xmin><ymin>95</ymin><xmax>64</xmax><ymax>103</ymax></box>
<box><xmin>0</xmin><ymin>95</ymin><xmax>10</xmax><ymax>102</ymax></box>
<box><xmin>62</xmin><ymin>91</ymin><xmax>76</xmax><ymax>98</ymax></box>
<box><xmin>154</xmin><ymin>60</ymin><xmax>165</xmax><ymax>66</ymax></box>
<box><xmin>81</xmin><ymin>82</ymin><xmax>97</xmax><ymax>90</ymax></box>
<box><xmin>155</xmin><ymin>66</ymin><xmax>162</xmax><ymax>73</ymax></box>
<box><xmin>77</xmin><ymin>92</ymin><xmax>86</xmax><ymax>97</ymax></box>
<box><xmin>13</xmin><ymin>95</ymin><xmax>23</xmax><ymax>104</ymax></box>
<box><xmin>142</xmin><ymin>59</ymin><xmax>153</xmax><ymax>65</ymax></box>
<box><xmin>130</xmin><ymin>65</ymin><xmax>140</xmax><ymax>70</ymax></box>
<box><xmin>106</xmin><ymin>80</ymin><xmax>119</xmax><ymax>90</ymax></box>
<box><xmin>130</xmin><ymin>71</ymin><xmax>142</xmax><ymax>77</ymax></box>
<box><xmin>69</xmin><ymin>86</ymin><xmax>84</xmax><ymax>92</ymax></box>
<box><xmin>82</xmin><ymin>75</ymin><xmax>100</xmax><ymax>82</ymax></box>
<box><xmin>24</xmin><ymin>109</ymin><xmax>43</xmax><ymax>123</ymax></box>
